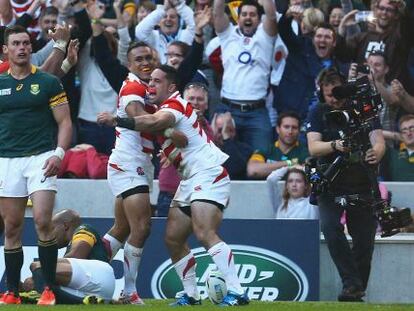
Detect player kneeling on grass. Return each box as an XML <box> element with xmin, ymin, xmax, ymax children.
<box><xmin>23</xmin><ymin>209</ymin><xmax>115</xmax><ymax>304</ymax></box>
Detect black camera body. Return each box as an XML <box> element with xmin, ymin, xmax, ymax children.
<box><xmin>306</xmin><ymin>75</ymin><xmax>412</xmax><ymax>237</ymax></box>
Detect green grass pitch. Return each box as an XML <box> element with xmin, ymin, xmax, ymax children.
<box><xmin>1</xmin><ymin>300</ymin><xmax>414</xmax><ymax>310</ymax></box>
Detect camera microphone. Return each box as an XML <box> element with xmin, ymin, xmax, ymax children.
<box><xmin>332</xmin><ymin>84</ymin><xmax>358</xmax><ymax>100</ymax></box>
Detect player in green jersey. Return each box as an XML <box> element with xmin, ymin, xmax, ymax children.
<box><xmin>0</xmin><ymin>25</ymin><xmax>72</xmax><ymax>305</ymax></box>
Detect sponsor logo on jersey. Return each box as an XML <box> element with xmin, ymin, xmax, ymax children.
<box><xmin>151</xmin><ymin>245</ymin><xmax>309</xmax><ymax>301</ymax></box>
<box><xmin>0</xmin><ymin>88</ymin><xmax>11</xmax><ymax>96</ymax></box>
<box><xmin>194</xmin><ymin>185</ymin><xmax>202</xmax><ymax>191</ymax></box>
<box><xmin>16</xmin><ymin>84</ymin><xmax>23</xmax><ymax>91</ymax></box>
<box><xmin>30</xmin><ymin>84</ymin><xmax>40</xmax><ymax>95</ymax></box>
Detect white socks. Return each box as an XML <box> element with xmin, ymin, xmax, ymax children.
<box><xmin>208</xmin><ymin>241</ymin><xmax>243</xmax><ymax>295</ymax></box>
<box><xmin>174</xmin><ymin>252</ymin><xmax>199</xmax><ymax>299</ymax></box>
<box><xmin>102</xmin><ymin>233</ymin><xmax>123</xmax><ymax>261</ymax></box>
<box><xmin>123</xmin><ymin>242</ymin><xmax>143</xmax><ymax>295</ymax></box>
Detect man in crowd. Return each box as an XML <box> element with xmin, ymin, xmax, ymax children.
<box><xmin>0</xmin><ymin>25</ymin><xmax>72</xmax><ymax>305</ymax></box>
<box><xmin>213</xmin><ymin>0</ymin><xmax>278</xmax><ymax>151</ymax></box>
<box><xmin>275</xmin><ymin>21</ymin><xmax>342</xmax><ymax>121</ymax></box>
<box><xmin>212</xmin><ymin>112</ymin><xmax>254</xmax><ymax>180</ymax></box>
<box><xmin>247</xmin><ymin>111</ymin><xmax>308</xmax><ymax>179</ymax></box>
<box><xmin>98</xmin><ymin>65</ymin><xmax>249</xmax><ymax>306</ymax></box>
<box><xmin>26</xmin><ymin>209</ymin><xmax>115</xmax><ymax>304</ymax></box>
<box><xmin>337</xmin><ymin>0</ymin><xmax>414</xmax><ymax>93</ymax></box>
<box><xmin>34</xmin><ymin>6</ymin><xmax>59</xmax><ymax>51</ymax></box>
<box><xmin>307</xmin><ymin>68</ymin><xmax>385</xmax><ymax>301</ymax></box>
<box><xmin>381</xmin><ymin>114</ymin><xmax>414</xmax><ymax>181</ymax></box>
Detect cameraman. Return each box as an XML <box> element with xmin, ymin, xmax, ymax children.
<box><xmin>307</xmin><ymin>68</ymin><xmax>385</xmax><ymax>302</ymax></box>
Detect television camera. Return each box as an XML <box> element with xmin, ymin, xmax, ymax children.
<box><xmin>306</xmin><ymin>70</ymin><xmax>412</xmax><ymax>237</ymax></box>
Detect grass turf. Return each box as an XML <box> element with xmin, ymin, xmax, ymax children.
<box><xmin>1</xmin><ymin>300</ymin><xmax>414</xmax><ymax>310</ymax></box>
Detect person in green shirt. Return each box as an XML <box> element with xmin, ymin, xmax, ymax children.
<box><xmin>0</xmin><ymin>25</ymin><xmax>72</xmax><ymax>305</ymax></box>
<box><xmin>382</xmin><ymin>114</ymin><xmax>414</xmax><ymax>181</ymax></box>
<box><xmin>247</xmin><ymin>111</ymin><xmax>309</xmax><ymax>179</ymax></box>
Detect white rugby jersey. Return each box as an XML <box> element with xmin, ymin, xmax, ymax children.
<box><xmin>110</xmin><ymin>73</ymin><xmax>155</xmax><ymax>165</ymax></box>
<box><xmin>218</xmin><ymin>24</ymin><xmax>276</xmax><ymax>100</ymax></box>
<box><xmin>160</xmin><ymin>92</ymin><xmax>229</xmax><ymax>179</ymax></box>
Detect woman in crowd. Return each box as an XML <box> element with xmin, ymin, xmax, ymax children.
<box><xmin>266</xmin><ymin>166</ymin><xmax>319</xmax><ymax>219</ymax></box>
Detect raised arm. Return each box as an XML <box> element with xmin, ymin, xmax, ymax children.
<box><xmin>0</xmin><ymin>0</ymin><xmax>13</xmax><ymax>26</ymax></box>
<box><xmin>213</xmin><ymin>0</ymin><xmax>230</xmax><ymax>33</ymax></box>
<box><xmin>113</xmin><ymin>0</ymin><xmax>131</xmax><ymax>66</ymax></box>
<box><xmin>39</xmin><ymin>23</ymin><xmax>71</xmax><ymax>75</ymax></box>
<box><xmin>175</xmin><ymin>1</ymin><xmax>195</xmax><ymax>45</ymax></box>
<box><xmin>262</xmin><ymin>0</ymin><xmax>278</xmax><ymax>37</ymax></box>
<box><xmin>135</xmin><ymin>4</ymin><xmax>164</xmax><ymax>45</ymax></box>
<box><xmin>177</xmin><ymin>6</ymin><xmax>211</xmax><ymax>90</ymax></box>
<box><xmin>90</xmin><ymin>1</ymin><xmax>128</xmax><ymax>92</ymax></box>
<box><xmin>266</xmin><ymin>166</ymin><xmax>288</xmax><ymax>216</ymax></box>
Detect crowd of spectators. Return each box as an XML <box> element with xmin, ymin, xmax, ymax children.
<box><xmin>1</xmin><ymin>0</ymin><xmax>414</xmax><ymax>217</ymax></box>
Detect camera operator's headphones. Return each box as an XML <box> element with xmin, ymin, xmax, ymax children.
<box><xmin>316</xmin><ymin>67</ymin><xmax>347</xmax><ymax>103</ymax></box>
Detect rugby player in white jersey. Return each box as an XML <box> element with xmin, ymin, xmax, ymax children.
<box><xmin>100</xmin><ymin>41</ymin><xmax>156</xmax><ymax>305</ymax></box>
<box><xmin>98</xmin><ymin>65</ymin><xmax>249</xmax><ymax>306</ymax></box>
<box><xmin>98</xmin><ymin>42</ymin><xmax>187</xmax><ymax>304</ymax></box>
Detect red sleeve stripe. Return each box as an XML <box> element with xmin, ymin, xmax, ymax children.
<box><xmin>115</xmin><ymin>130</ymin><xmax>120</xmax><ymax>138</ymax></box>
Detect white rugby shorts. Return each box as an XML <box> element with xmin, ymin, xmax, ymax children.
<box><xmin>62</xmin><ymin>258</ymin><xmax>115</xmax><ymax>300</ymax></box>
<box><xmin>0</xmin><ymin>151</ymin><xmax>57</xmax><ymax>197</ymax></box>
<box><xmin>172</xmin><ymin>166</ymin><xmax>230</xmax><ymax>208</ymax></box>
<box><xmin>107</xmin><ymin>159</ymin><xmax>154</xmax><ymax>197</ymax></box>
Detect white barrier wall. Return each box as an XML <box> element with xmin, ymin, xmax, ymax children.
<box><xmin>53</xmin><ymin>180</ymin><xmax>414</xmax><ymax>219</ymax></box>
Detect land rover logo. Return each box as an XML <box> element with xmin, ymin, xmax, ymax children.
<box><xmin>151</xmin><ymin>245</ymin><xmax>309</xmax><ymax>301</ymax></box>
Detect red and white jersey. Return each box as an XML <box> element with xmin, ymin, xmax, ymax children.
<box><xmin>110</xmin><ymin>72</ymin><xmax>155</xmax><ymax>165</ymax></box>
<box><xmin>160</xmin><ymin>92</ymin><xmax>229</xmax><ymax>179</ymax></box>
<box><xmin>9</xmin><ymin>0</ymin><xmax>43</xmax><ymax>37</ymax></box>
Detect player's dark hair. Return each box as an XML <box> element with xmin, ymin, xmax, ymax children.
<box><xmin>127</xmin><ymin>41</ymin><xmax>151</xmax><ymax>56</ymax></box>
<box><xmin>237</xmin><ymin>0</ymin><xmax>264</xmax><ymax>18</ymax></box>
<box><xmin>277</xmin><ymin>111</ymin><xmax>301</xmax><ymax>127</ymax></box>
<box><xmin>157</xmin><ymin>64</ymin><xmax>180</xmax><ymax>86</ymax></box>
<box><xmin>3</xmin><ymin>25</ymin><xmax>30</xmax><ymax>45</ymax></box>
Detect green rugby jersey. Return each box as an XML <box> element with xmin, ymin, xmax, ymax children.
<box><xmin>250</xmin><ymin>140</ymin><xmax>309</xmax><ymax>164</ymax></box>
<box><xmin>0</xmin><ymin>65</ymin><xmax>68</xmax><ymax>157</ymax></box>
<box><xmin>66</xmin><ymin>224</ymin><xmax>109</xmax><ymax>263</ymax></box>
